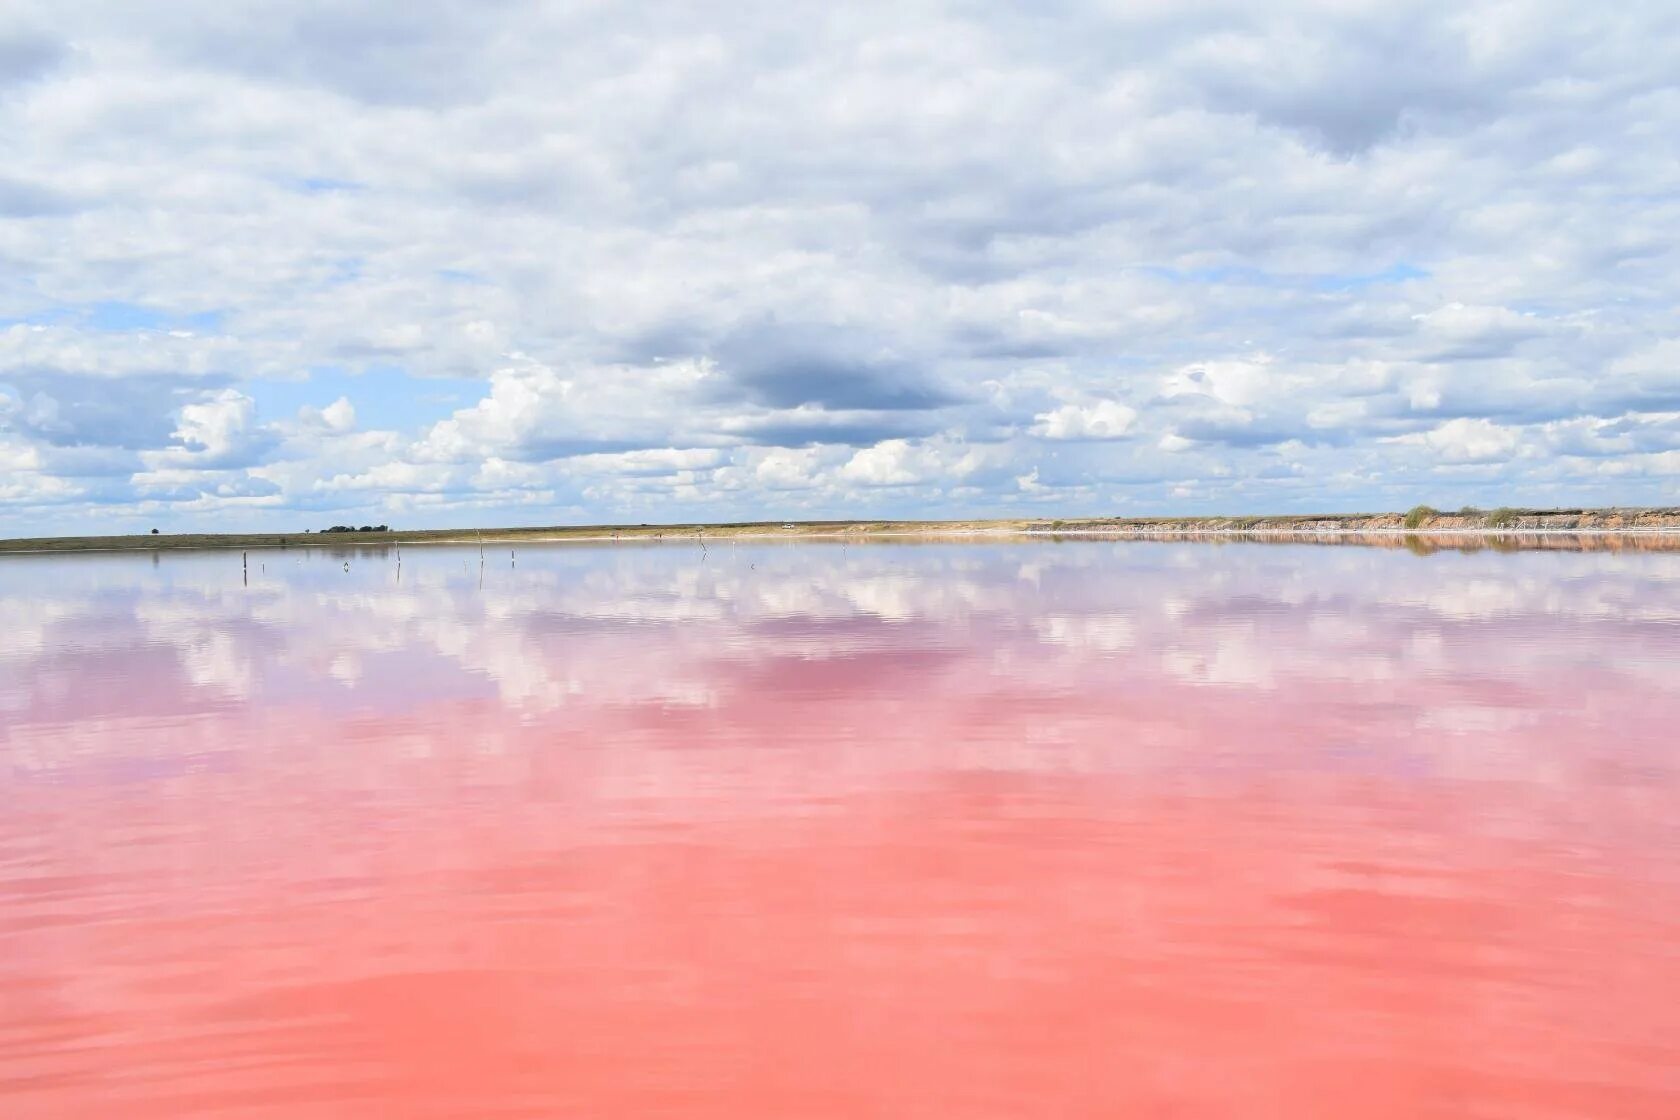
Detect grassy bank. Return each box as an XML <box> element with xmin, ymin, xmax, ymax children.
<box><xmin>4</xmin><ymin>506</ymin><xmax>1679</xmax><ymax>555</ymax></box>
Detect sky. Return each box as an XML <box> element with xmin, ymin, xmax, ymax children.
<box><xmin>2</xmin><ymin>1</ymin><xmax>1678</xmax><ymax>534</ymax></box>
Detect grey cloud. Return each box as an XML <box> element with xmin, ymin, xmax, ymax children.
<box><xmin>1191</xmin><ymin>22</ymin><xmax>1501</xmax><ymax>154</ymax></box>
<box><xmin>711</xmin><ymin>320</ymin><xmax>965</xmax><ymax>413</ymax></box>
<box><xmin>947</xmin><ymin>324</ymin><xmax>1070</xmax><ymax>363</ymax></box>
<box><xmin>0</xmin><ymin>175</ymin><xmax>78</xmax><ymax>216</ymax></box>
<box><xmin>613</xmin><ymin>323</ymin><xmax>711</xmax><ymax>367</ymax></box>
<box><xmin>31</xmin><ymin>443</ymin><xmax>144</xmax><ymax>479</ymax></box>
<box><xmin>1172</xmin><ymin>413</ymin><xmax>1330</xmax><ymax>449</ymax></box>
<box><xmin>718</xmin><ymin>414</ymin><xmax>942</xmax><ymax>450</ymax></box>
<box><xmin>0</xmin><ymin>26</ymin><xmax>64</xmax><ymax>91</ymax></box>
<box><xmin>141</xmin><ymin>475</ymin><xmax>282</xmax><ymax>500</ymax></box>
<box><xmin>1</xmin><ymin>374</ymin><xmax>202</xmax><ymax>450</ymax></box>
<box><xmin>163</xmin><ymin>2</ymin><xmax>505</xmax><ymax>107</ymax></box>
<box><xmin>1544</xmin><ymin>413</ymin><xmax>1680</xmax><ymax>459</ymax></box>
<box><xmin>513</xmin><ymin>436</ymin><xmax>652</xmax><ymax>463</ymax></box>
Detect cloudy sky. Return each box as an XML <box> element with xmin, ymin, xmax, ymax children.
<box><xmin>2</xmin><ymin>1</ymin><xmax>1677</xmax><ymax>533</ymax></box>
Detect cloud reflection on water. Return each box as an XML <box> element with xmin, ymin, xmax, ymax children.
<box><xmin>1</xmin><ymin>540</ymin><xmax>1678</xmax><ymax>1117</ymax></box>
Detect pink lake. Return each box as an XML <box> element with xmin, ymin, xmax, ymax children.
<box><xmin>3</xmin><ymin>537</ymin><xmax>1679</xmax><ymax>1117</ymax></box>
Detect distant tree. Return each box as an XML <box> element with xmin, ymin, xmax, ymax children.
<box><xmin>150</xmin><ymin>528</ymin><xmax>159</xmax><ymax>535</ymax></box>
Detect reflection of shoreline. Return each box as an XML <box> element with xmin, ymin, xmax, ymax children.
<box><xmin>1025</xmin><ymin>531</ymin><xmax>1680</xmax><ymax>553</ymax></box>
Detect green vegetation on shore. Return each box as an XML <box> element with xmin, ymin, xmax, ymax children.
<box><xmin>1403</xmin><ymin>505</ymin><xmax>1438</xmax><ymax>529</ymax></box>
<box><xmin>3</xmin><ymin>506</ymin><xmax>1679</xmax><ymax>555</ymax></box>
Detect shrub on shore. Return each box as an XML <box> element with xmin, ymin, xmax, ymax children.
<box><xmin>1403</xmin><ymin>505</ymin><xmax>1438</xmax><ymax>529</ymax></box>
<box><xmin>1487</xmin><ymin>507</ymin><xmax>1520</xmax><ymax>529</ymax></box>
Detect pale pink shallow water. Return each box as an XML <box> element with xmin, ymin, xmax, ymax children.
<box><xmin>3</xmin><ymin>539</ymin><xmax>1679</xmax><ymax>1117</ymax></box>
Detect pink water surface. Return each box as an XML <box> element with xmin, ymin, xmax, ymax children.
<box><xmin>3</xmin><ymin>539</ymin><xmax>1679</xmax><ymax>1117</ymax></box>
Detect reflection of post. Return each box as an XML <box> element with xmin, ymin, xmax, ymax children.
<box><xmin>242</xmin><ymin>551</ymin><xmax>247</xmax><ymax>587</ymax></box>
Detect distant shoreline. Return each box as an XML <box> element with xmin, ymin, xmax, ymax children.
<box><xmin>4</xmin><ymin>506</ymin><xmax>1680</xmax><ymax>555</ymax></box>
